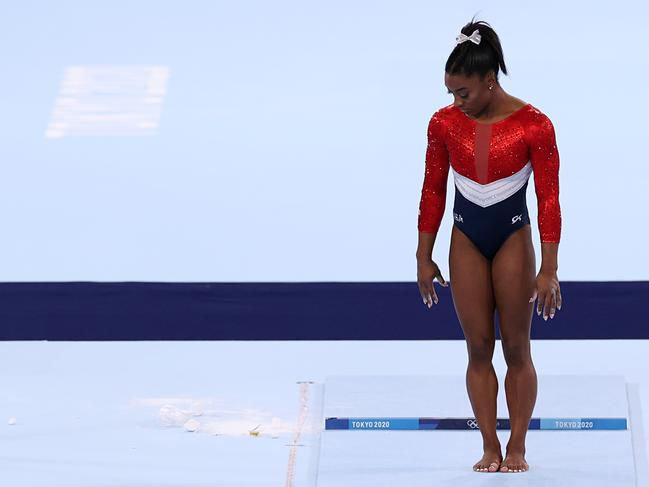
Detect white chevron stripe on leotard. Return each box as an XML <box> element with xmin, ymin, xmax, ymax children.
<box><xmin>452</xmin><ymin>161</ymin><xmax>532</xmax><ymax>208</ymax></box>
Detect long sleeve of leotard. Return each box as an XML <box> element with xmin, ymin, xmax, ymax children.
<box><xmin>527</xmin><ymin>113</ymin><xmax>562</xmax><ymax>243</ymax></box>
<box><xmin>418</xmin><ymin>112</ymin><xmax>450</xmax><ymax>234</ymax></box>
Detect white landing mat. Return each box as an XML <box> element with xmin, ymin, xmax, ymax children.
<box><xmin>315</xmin><ymin>374</ymin><xmax>635</xmax><ymax>486</ymax></box>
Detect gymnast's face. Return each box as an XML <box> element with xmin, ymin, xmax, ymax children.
<box><xmin>444</xmin><ymin>72</ymin><xmax>495</xmax><ymax>117</ymax></box>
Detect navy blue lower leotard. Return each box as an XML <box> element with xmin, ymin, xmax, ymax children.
<box><xmin>452</xmin><ymin>181</ymin><xmax>531</xmax><ymax>261</ymax></box>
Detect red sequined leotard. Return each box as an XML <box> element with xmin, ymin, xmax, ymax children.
<box><xmin>418</xmin><ymin>103</ymin><xmax>561</xmax><ymax>243</ymax></box>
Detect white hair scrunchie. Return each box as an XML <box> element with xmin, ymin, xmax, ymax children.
<box><xmin>455</xmin><ymin>29</ymin><xmax>481</xmax><ymax>45</ymax></box>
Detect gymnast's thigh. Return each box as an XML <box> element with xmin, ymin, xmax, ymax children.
<box><xmin>491</xmin><ymin>224</ymin><xmax>536</xmax><ymax>345</ymax></box>
<box><xmin>449</xmin><ymin>225</ymin><xmax>497</xmax><ymax>347</ymax></box>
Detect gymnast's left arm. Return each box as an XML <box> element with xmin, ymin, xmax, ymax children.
<box><xmin>528</xmin><ymin>113</ymin><xmax>563</xmax><ymax>321</ymax></box>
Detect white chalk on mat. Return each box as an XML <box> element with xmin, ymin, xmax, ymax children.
<box><xmin>184</xmin><ymin>419</ymin><xmax>200</xmax><ymax>432</ymax></box>
<box><xmin>203</xmin><ymin>423</ymin><xmax>219</xmax><ymax>435</ymax></box>
<box><xmin>189</xmin><ymin>401</ymin><xmax>204</xmax><ymax>417</ymax></box>
<box><xmin>159</xmin><ymin>405</ymin><xmax>190</xmax><ymax>426</ymax></box>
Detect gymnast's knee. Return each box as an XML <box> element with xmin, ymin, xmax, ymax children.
<box><xmin>501</xmin><ymin>341</ymin><xmax>531</xmax><ymax>367</ymax></box>
<box><xmin>466</xmin><ymin>337</ymin><xmax>496</xmax><ymax>365</ymax></box>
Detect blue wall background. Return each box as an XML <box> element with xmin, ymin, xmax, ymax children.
<box><xmin>1</xmin><ymin>281</ymin><xmax>646</xmax><ymax>340</ymax></box>
<box><xmin>0</xmin><ymin>2</ymin><xmax>646</xmax><ymax>340</ymax></box>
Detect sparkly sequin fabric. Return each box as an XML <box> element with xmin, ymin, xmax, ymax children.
<box><xmin>417</xmin><ymin>103</ymin><xmax>561</xmax><ymax>243</ymax></box>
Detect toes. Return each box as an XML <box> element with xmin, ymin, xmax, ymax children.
<box><xmin>475</xmin><ymin>459</ymin><xmax>504</xmax><ymax>473</ymax></box>
<box><xmin>500</xmin><ymin>461</ymin><xmax>529</xmax><ymax>473</ymax></box>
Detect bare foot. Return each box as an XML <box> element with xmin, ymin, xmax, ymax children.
<box><xmin>500</xmin><ymin>449</ymin><xmax>529</xmax><ymax>473</ymax></box>
<box><xmin>473</xmin><ymin>447</ymin><xmax>503</xmax><ymax>473</ymax></box>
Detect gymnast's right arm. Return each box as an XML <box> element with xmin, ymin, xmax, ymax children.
<box><xmin>416</xmin><ymin>112</ymin><xmax>450</xmax><ymax>307</ymax></box>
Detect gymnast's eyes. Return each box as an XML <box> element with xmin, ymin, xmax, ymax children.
<box><xmin>447</xmin><ymin>89</ymin><xmax>468</xmax><ymax>99</ymax></box>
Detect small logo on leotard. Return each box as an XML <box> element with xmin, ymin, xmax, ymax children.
<box><xmin>453</xmin><ymin>212</ymin><xmax>463</xmax><ymax>223</ymax></box>
<box><xmin>511</xmin><ymin>214</ymin><xmax>523</xmax><ymax>224</ymax></box>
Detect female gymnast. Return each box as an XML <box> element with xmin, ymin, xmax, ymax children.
<box><xmin>416</xmin><ymin>19</ymin><xmax>563</xmax><ymax>473</ymax></box>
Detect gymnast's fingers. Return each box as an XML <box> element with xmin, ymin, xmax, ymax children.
<box><xmin>542</xmin><ymin>290</ymin><xmax>554</xmax><ymax>321</ymax></box>
<box><xmin>434</xmin><ymin>271</ymin><xmax>448</xmax><ymax>287</ymax></box>
<box><xmin>427</xmin><ymin>280</ymin><xmax>439</xmax><ymax>306</ymax></box>
<box><xmin>536</xmin><ymin>290</ymin><xmax>545</xmax><ymax>316</ymax></box>
<box><xmin>549</xmin><ymin>289</ymin><xmax>557</xmax><ymax>319</ymax></box>
<box><xmin>417</xmin><ymin>279</ymin><xmax>435</xmax><ymax>308</ymax></box>
<box><xmin>417</xmin><ymin>281</ymin><xmax>428</xmax><ymax>305</ymax></box>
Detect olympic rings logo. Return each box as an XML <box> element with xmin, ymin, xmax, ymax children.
<box><xmin>467</xmin><ymin>419</ymin><xmax>479</xmax><ymax>429</ymax></box>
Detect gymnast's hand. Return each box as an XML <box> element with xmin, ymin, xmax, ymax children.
<box><xmin>529</xmin><ymin>270</ymin><xmax>562</xmax><ymax>321</ymax></box>
<box><xmin>417</xmin><ymin>259</ymin><xmax>448</xmax><ymax>308</ymax></box>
